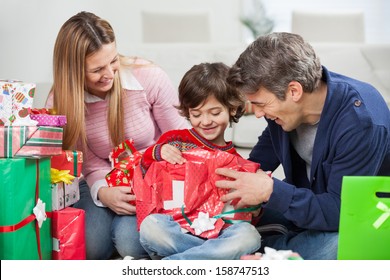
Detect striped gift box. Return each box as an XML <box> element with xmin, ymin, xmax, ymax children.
<box><xmin>0</xmin><ymin>126</ymin><xmax>63</xmax><ymax>158</ymax></box>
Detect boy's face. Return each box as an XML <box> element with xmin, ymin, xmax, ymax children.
<box><xmin>189</xmin><ymin>95</ymin><xmax>231</xmax><ymax>146</ymax></box>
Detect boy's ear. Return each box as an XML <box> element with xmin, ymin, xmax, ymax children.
<box><xmin>231</xmin><ymin>109</ymin><xmax>237</xmax><ymax>116</ymax></box>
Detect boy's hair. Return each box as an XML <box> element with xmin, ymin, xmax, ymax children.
<box><xmin>177</xmin><ymin>62</ymin><xmax>245</xmax><ymax>123</ymax></box>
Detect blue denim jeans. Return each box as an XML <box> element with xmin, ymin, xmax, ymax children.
<box><xmin>139</xmin><ymin>214</ymin><xmax>261</xmax><ymax>260</ymax></box>
<box><xmin>258</xmin><ymin>209</ymin><xmax>338</xmax><ymax>260</ymax></box>
<box><xmin>73</xmin><ymin>180</ymin><xmax>148</xmax><ymax>259</ymax></box>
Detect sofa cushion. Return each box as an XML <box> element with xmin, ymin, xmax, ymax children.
<box><xmin>312</xmin><ymin>44</ymin><xmax>389</xmax><ymax>104</ymax></box>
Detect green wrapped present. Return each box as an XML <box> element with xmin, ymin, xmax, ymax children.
<box><xmin>0</xmin><ymin>158</ymin><xmax>52</xmax><ymax>259</ymax></box>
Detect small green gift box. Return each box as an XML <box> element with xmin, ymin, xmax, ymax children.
<box><xmin>0</xmin><ymin>158</ymin><xmax>52</xmax><ymax>260</ymax></box>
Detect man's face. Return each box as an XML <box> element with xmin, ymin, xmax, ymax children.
<box><xmin>247</xmin><ymin>87</ymin><xmax>302</xmax><ymax>132</ymax></box>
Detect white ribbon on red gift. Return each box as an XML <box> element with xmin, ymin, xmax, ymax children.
<box><xmin>373</xmin><ymin>201</ymin><xmax>390</xmax><ymax>229</ymax></box>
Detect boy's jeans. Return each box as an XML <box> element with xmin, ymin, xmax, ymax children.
<box><xmin>140</xmin><ymin>214</ymin><xmax>261</xmax><ymax>260</ymax></box>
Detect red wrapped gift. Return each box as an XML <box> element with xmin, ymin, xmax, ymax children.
<box><xmin>0</xmin><ymin>126</ymin><xmax>63</xmax><ymax>158</ymax></box>
<box><xmin>52</xmin><ymin>207</ymin><xmax>86</xmax><ymax>260</ymax></box>
<box><xmin>105</xmin><ymin>139</ymin><xmax>142</xmax><ymax>206</ymax></box>
<box><xmin>133</xmin><ymin>148</ymin><xmax>260</xmax><ymax>239</ymax></box>
<box><xmin>51</xmin><ymin>150</ymin><xmax>83</xmax><ymax>177</ymax></box>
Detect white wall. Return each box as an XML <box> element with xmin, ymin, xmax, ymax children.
<box><xmin>260</xmin><ymin>0</ymin><xmax>390</xmax><ymax>44</ymax></box>
<box><xmin>1</xmin><ymin>0</ymin><xmax>389</xmax><ymax>106</ymax></box>
<box><xmin>0</xmin><ymin>0</ymin><xmax>242</xmax><ymax>101</ymax></box>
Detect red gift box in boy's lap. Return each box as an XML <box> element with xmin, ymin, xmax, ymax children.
<box><xmin>133</xmin><ymin>148</ymin><xmax>260</xmax><ymax>239</ymax></box>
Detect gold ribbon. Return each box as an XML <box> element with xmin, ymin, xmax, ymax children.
<box><xmin>373</xmin><ymin>201</ymin><xmax>390</xmax><ymax>229</ymax></box>
<box><xmin>50</xmin><ymin>168</ymin><xmax>75</xmax><ymax>184</ymax></box>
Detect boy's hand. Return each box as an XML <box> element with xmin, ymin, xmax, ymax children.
<box><xmin>161</xmin><ymin>144</ymin><xmax>186</xmax><ymax>164</ymax></box>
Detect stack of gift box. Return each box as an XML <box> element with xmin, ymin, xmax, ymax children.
<box><xmin>50</xmin><ymin>150</ymin><xmax>85</xmax><ymax>260</ymax></box>
<box><xmin>0</xmin><ymin>80</ymin><xmax>85</xmax><ymax>260</ymax></box>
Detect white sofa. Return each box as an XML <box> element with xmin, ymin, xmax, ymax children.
<box><xmin>34</xmin><ymin>42</ymin><xmax>390</xmax><ymax>149</ymax></box>
<box><xmin>231</xmin><ymin>43</ymin><xmax>390</xmax><ymax>149</ymax></box>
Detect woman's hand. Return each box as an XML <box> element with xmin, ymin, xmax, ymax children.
<box><xmin>215</xmin><ymin>168</ymin><xmax>273</xmax><ymax>208</ymax></box>
<box><xmin>161</xmin><ymin>144</ymin><xmax>186</xmax><ymax>164</ymax></box>
<box><xmin>97</xmin><ymin>186</ymin><xmax>136</xmax><ymax>215</ymax></box>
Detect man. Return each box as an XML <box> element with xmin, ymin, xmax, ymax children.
<box><xmin>215</xmin><ymin>32</ymin><xmax>390</xmax><ymax>260</ymax></box>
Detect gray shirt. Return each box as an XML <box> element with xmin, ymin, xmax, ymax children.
<box><xmin>290</xmin><ymin>122</ymin><xmax>319</xmax><ymax>180</ymax></box>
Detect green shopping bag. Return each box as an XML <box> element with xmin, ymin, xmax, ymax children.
<box><xmin>338</xmin><ymin>176</ymin><xmax>390</xmax><ymax>260</ymax></box>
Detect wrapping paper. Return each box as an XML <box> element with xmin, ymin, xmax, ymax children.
<box><xmin>0</xmin><ymin>158</ymin><xmax>52</xmax><ymax>260</ymax></box>
<box><xmin>51</xmin><ymin>150</ymin><xmax>83</xmax><ymax>177</ymax></box>
<box><xmin>51</xmin><ymin>178</ymin><xmax>80</xmax><ymax>211</ymax></box>
<box><xmin>106</xmin><ymin>139</ymin><xmax>142</xmax><ymax>206</ymax></box>
<box><xmin>30</xmin><ymin>114</ymin><xmax>67</xmax><ymax>127</ymax></box>
<box><xmin>52</xmin><ymin>207</ymin><xmax>86</xmax><ymax>260</ymax></box>
<box><xmin>0</xmin><ymin>80</ymin><xmax>35</xmax><ymax>125</ymax></box>
<box><xmin>133</xmin><ymin>148</ymin><xmax>260</xmax><ymax>239</ymax></box>
<box><xmin>0</xmin><ymin>126</ymin><xmax>63</xmax><ymax>158</ymax></box>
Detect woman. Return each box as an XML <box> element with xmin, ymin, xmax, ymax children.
<box><xmin>46</xmin><ymin>11</ymin><xmax>189</xmax><ymax>259</ymax></box>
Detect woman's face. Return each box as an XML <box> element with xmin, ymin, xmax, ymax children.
<box><xmin>85</xmin><ymin>42</ymin><xmax>120</xmax><ymax>99</ymax></box>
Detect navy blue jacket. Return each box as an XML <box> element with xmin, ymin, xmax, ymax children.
<box><xmin>249</xmin><ymin>67</ymin><xmax>390</xmax><ymax>231</ymax></box>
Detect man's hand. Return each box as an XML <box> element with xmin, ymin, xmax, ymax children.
<box><xmin>215</xmin><ymin>168</ymin><xmax>273</xmax><ymax>208</ymax></box>
<box><xmin>97</xmin><ymin>186</ymin><xmax>136</xmax><ymax>215</ymax></box>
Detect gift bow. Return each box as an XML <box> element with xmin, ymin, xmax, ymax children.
<box><xmin>373</xmin><ymin>201</ymin><xmax>390</xmax><ymax>229</ymax></box>
<box><xmin>181</xmin><ymin>204</ymin><xmax>261</xmax><ymax>235</ymax></box>
<box><xmin>190</xmin><ymin>212</ymin><xmax>217</xmax><ymax>235</ymax></box>
<box><xmin>33</xmin><ymin>198</ymin><xmax>47</xmax><ymax>228</ymax></box>
<box><xmin>51</xmin><ymin>168</ymin><xmax>75</xmax><ymax>184</ymax></box>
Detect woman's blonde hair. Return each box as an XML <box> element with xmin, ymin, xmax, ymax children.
<box><xmin>52</xmin><ymin>11</ymin><xmax>124</xmax><ymax>150</ymax></box>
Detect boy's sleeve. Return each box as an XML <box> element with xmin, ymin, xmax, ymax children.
<box><xmin>140</xmin><ymin>131</ymin><xmax>173</xmax><ymax>173</ymax></box>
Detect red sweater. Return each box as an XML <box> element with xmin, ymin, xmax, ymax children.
<box><xmin>141</xmin><ymin>128</ymin><xmax>239</xmax><ymax>174</ymax></box>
